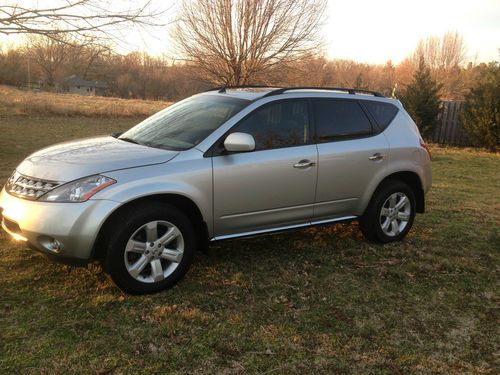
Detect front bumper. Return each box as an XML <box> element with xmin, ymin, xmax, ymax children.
<box><xmin>0</xmin><ymin>187</ymin><xmax>121</xmax><ymax>263</ymax></box>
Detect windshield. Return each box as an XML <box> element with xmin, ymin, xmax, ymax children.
<box><xmin>119</xmin><ymin>95</ymin><xmax>249</xmax><ymax>150</ymax></box>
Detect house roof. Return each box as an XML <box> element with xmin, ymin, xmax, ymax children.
<box><xmin>60</xmin><ymin>75</ymin><xmax>108</xmax><ymax>89</ymax></box>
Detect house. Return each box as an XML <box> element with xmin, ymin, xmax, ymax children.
<box><xmin>58</xmin><ymin>75</ymin><xmax>108</xmax><ymax>96</ymax></box>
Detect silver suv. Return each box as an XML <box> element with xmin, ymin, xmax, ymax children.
<box><xmin>0</xmin><ymin>87</ymin><xmax>432</xmax><ymax>294</ymax></box>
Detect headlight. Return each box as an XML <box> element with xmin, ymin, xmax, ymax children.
<box><xmin>39</xmin><ymin>175</ymin><xmax>116</xmax><ymax>202</ymax></box>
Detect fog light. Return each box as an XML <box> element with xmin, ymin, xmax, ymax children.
<box><xmin>39</xmin><ymin>236</ymin><xmax>63</xmax><ymax>253</ymax></box>
<box><xmin>48</xmin><ymin>239</ymin><xmax>62</xmax><ymax>252</ymax></box>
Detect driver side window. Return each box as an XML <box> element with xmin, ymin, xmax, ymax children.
<box><xmin>233</xmin><ymin>100</ymin><xmax>310</xmax><ymax>151</ymax></box>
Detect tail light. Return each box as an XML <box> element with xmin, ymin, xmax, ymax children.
<box><xmin>420</xmin><ymin>139</ymin><xmax>432</xmax><ymax>160</ymax></box>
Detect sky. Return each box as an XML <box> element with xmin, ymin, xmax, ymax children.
<box><xmin>323</xmin><ymin>0</ymin><xmax>500</xmax><ymax>64</ymax></box>
<box><xmin>1</xmin><ymin>0</ymin><xmax>499</xmax><ymax>64</ymax></box>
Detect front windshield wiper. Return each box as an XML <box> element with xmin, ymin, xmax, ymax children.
<box><xmin>117</xmin><ymin>137</ymin><xmax>182</xmax><ymax>151</ymax></box>
<box><xmin>142</xmin><ymin>141</ymin><xmax>185</xmax><ymax>151</ymax></box>
<box><xmin>118</xmin><ymin>137</ymin><xmax>141</xmax><ymax>145</ymax></box>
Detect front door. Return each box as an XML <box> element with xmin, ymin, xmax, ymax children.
<box><xmin>212</xmin><ymin>99</ymin><xmax>318</xmax><ymax>238</ymax></box>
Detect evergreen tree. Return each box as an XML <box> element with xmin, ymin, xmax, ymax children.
<box><xmin>462</xmin><ymin>62</ymin><xmax>499</xmax><ymax>152</ymax></box>
<box><xmin>401</xmin><ymin>56</ymin><xmax>442</xmax><ymax>139</ymax></box>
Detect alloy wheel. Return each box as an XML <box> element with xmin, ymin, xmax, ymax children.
<box><xmin>379</xmin><ymin>192</ymin><xmax>411</xmax><ymax>237</ymax></box>
<box><xmin>123</xmin><ymin>220</ymin><xmax>184</xmax><ymax>283</ymax></box>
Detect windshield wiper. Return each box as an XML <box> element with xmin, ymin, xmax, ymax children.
<box><xmin>118</xmin><ymin>137</ymin><xmax>141</xmax><ymax>145</ymax></box>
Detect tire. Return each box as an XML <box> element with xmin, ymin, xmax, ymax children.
<box><xmin>103</xmin><ymin>202</ymin><xmax>196</xmax><ymax>294</ymax></box>
<box><xmin>359</xmin><ymin>179</ymin><xmax>416</xmax><ymax>243</ymax></box>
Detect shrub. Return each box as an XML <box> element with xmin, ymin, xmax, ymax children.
<box><xmin>401</xmin><ymin>57</ymin><xmax>442</xmax><ymax>139</ymax></box>
<box><xmin>462</xmin><ymin>62</ymin><xmax>499</xmax><ymax>152</ymax></box>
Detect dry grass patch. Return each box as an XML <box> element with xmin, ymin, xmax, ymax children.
<box><xmin>0</xmin><ymin>85</ymin><xmax>170</xmax><ymax>118</ymax></box>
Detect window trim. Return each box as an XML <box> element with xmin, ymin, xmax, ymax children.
<box><xmin>206</xmin><ymin>98</ymin><xmax>313</xmax><ymax>157</ymax></box>
<box><xmin>311</xmin><ymin>98</ymin><xmax>378</xmax><ymax>144</ymax></box>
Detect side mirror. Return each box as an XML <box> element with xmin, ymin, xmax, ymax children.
<box><xmin>224</xmin><ymin>132</ymin><xmax>255</xmax><ymax>152</ymax></box>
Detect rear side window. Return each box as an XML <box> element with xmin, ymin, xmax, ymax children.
<box><xmin>363</xmin><ymin>101</ymin><xmax>399</xmax><ymax>131</ymax></box>
<box><xmin>313</xmin><ymin>99</ymin><xmax>372</xmax><ymax>142</ymax></box>
<box><xmin>234</xmin><ymin>100</ymin><xmax>310</xmax><ymax>150</ymax></box>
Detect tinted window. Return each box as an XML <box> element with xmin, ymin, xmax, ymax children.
<box><xmin>234</xmin><ymin>100</ymin><xmax>309</xmax><ymax>150</ymax></box>
<box><xmin>120</xmin><ymin>95</ymin><xmax>248</xmax><ymax>150</ymax></box>
<box><xmin>363</xmin><ymin>101</ymin><xmax>399</xmax><ymax>130</ymax></box>
<box><xmin>314</xmin><ymin>100</ymin><xmax>372</xmax><ymax>142</ymax></box>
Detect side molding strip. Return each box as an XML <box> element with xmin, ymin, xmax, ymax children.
<box><xmin>211</xmin><ymin>215</ymin><xmax>357</xmax><ymax>241</ymax></box>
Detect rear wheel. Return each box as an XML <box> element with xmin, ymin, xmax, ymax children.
<box><xmin>359</xmin><ymin>180</ymin><xmax>416</xmax><ymax>243</ymax></box>
<box><xmin>104</xmin><ymin>202</ymin><xmax>196</xmax><ymax>294</ymax></box>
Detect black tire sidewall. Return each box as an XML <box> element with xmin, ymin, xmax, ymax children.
<box><xmin>362</xmin><ymin>180</ymin><xmax>416</xmax><ymax>243</ymax></box>
<box><xmin>105</xmin><ymin>202</ymin><xmax>196</xmax><ymax>294</ymax></box>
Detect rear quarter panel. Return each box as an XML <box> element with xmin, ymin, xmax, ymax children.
<box><xmin>356</xmin><ymin>110</ymin><xmax>432</xmax><ymax>215</ymax></box>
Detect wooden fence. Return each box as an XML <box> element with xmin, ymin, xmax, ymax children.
<box><xmin>431</xmin><ymin>101</ymin><xmax>470</xmax><ymax>146</ymax></box>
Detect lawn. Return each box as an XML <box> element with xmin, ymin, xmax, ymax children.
<box><xmin>0</xmin><ymin>115</ymin><xmax>499</xmax><ymax>374</ymax></box>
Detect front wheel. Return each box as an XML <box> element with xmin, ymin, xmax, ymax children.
<box><xmin>359</xmin><ymin>180</ymin><xmax>416</xmax><ymax>243</ymax></box>
<box><xmin>104</xmin><ymin>202</ymin><xmax>196</xmax><ymax>294</ymax></box>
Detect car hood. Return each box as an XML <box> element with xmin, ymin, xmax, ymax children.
<box><xmin>16</xmin><ymin>136</ymin><xmax>179</xmax><ymax>182</ymax></box>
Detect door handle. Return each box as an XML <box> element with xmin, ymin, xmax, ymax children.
<box><xmin>368</xmin><ymin>153</ymin><xmax>384</xmax><ymax>161</ymax></box>
<box><xmin>293</xmin><ymin>160</ymin><xmax>316</xmax><ymax>168</ymax></box>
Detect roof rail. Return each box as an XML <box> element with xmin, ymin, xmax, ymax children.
<box><xmin>205</xmin><ymin>85</ymin><xmax>280</xmax><ymax>94</ymax></box>
<box><xmin>262</xmin><ymin>87</ymin><xmax>384</xmax><ymax>98</ymax></box>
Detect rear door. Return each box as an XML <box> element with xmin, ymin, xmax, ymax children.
<box><xmin>312</xmin><ymin>99</ymin><xmax>389</xmax><ymax>220</ymax></box>
<box><xmin>212</xmin><ymin>99</ymin><xmax>318</xmax><ymax>238</ymax></box>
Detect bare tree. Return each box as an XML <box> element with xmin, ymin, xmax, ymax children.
<box><xmin>76</xmin><ymin>43</ymin><xmax>112</xmax><ymax>80</ymax></box>
<box><xmin>173</xmin><ymin>0</ymin><xmax>326</xmax><ymax>85</ymax></box>
<box><xmin>0</xmin><ymin>0</ymin><xmax>165</xmax><ymax>41</ymax></box>
<box><xmin>0</xmin><ymin>45</ymin><xmax>27</xmax><ymax>86</ymax></box>
<box><xmin>399</xmin><ymin>32</ymin><xmax>468</xmax><ymax>99</ymax></box>
<box><xmin>24</xmin><ymin>34</ymin><xmax>75</xmax><ymax>87</ymax></box>
<box><xmin>413</xmin><ymin>31</ymin><xmax>467</xmax><ymax>71</ymax></box>
<box><xmin>24</xmin><ymin>34</ymin><xmax>112</xmax><ymax>87</ymax></box>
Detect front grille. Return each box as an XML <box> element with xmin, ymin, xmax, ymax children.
<box><xmin>5</xmin><ymin>171</ymin><xmax>61</xmax><ymax>200</ymax></box>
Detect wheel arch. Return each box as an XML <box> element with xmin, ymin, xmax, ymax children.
<box><xmin>371</xmin><ymin>171</ymin><xmax>425</xmax><ymax>214</ymax></box>
<box><xmin>91</xmin><ymin>194</ymin><xmax>209</xmax><ymax>264</ymax></box>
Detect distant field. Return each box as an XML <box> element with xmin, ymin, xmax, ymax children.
<box><xmin>0</xmin><ymin>85</ymin><xmax>169</xmax><ymax>118</ymax></box>
<box><xmin>0</xmin><ymin>110</ymin><xmax>499</xmax><ymax>373</ymax></box>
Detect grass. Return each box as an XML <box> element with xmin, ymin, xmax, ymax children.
<box><xmin>0</xmin><ymin>85</ymin><xmax>169</xmax><ymax>118</ymax></box>
<box><xmin>0</xmin><ymin>113</ymin><xmax>499</xmax><ymax>374</ymax></box>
